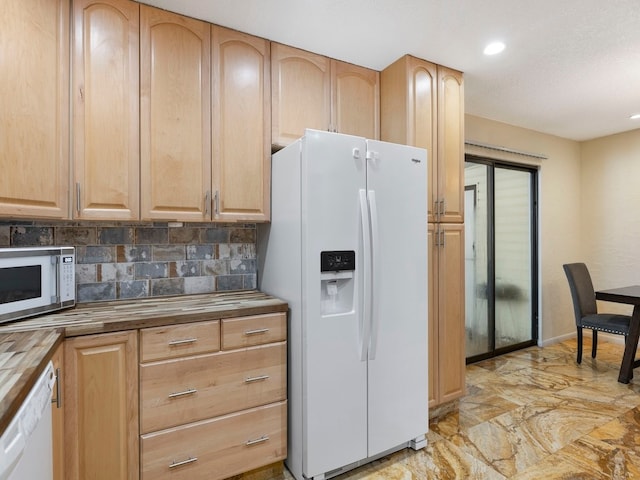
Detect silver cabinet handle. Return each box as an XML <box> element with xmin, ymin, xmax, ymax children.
<box><xmin>245</xmin><ymin>375</ymin><xmax>269</xmax><ymax>383</ymax></box>
<box><xmin>51</xmin><ymin>367</ymin><xmax>62</xmax><ymax>408</ymax></box>
<box><xmin>245</xmin><ymin>435</ymin><xmax>269</xmax><ymax>446</ymax></box>
<box><xmin>169</xmin><ymin>456</ymin><xmax>198</xmax><ymax>469</ymax></box>
<box><xmin>76</xmin><ymin>183</ymin><xmax>81</xmax><ymax>215</ymax></box>
<box><xmin>168</xmin><ymin>388</ymin><xmax>197</xmax><ymax>399</ymax></box>
<box><xmin>168</xmin><ymin>337</ymin><xmax>197</xmax><ymax>346</ymax></box>
<box><xmin>244</xmin><ymin>328</ymin><xmax>269</xmax><ymax>336</ymax></box>
<box><xmin>214</xmin><ymin>190</ymin><xmax>219</xmax><ymax>216</ymax></box>
<box><xmin>204</xmin><ymin>190</ymin><xmax>211</xmax><ymax>217</ymax></box>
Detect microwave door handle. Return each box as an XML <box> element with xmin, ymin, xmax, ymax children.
<box><xmin>52</xmin><ymin>255</ymin><xmax>60</xmax><ymax>304</ymax></box>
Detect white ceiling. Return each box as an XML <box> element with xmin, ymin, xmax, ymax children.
<box><xmin>140</xmin><ymin>0</ymin><xmax>640</xmax><ymax>141</ymax></box>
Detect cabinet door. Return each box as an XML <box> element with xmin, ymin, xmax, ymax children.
<box><xmin>140</xmin><ymin>5</ymin><xmax>211</xmax><ymax>221</ymax></box>
<box><xmin>409</xmin><ymin>59</ymin><xmax>438</xmax><ymax>223</ymax></box>
<box><xmin>73</xmin><ymin>0</ymin><xmax>139</xmax><ymax>220</ymax></box>
<box><xmin>437</xmin><ymin>66</ymin><xmax>464</xmax><ymax>223</ymax></box>
<box><xmin>427</xmin><ymin>223</ymin><xmax>438</xmax><ymax>408</ymax></box>
<box><xmin>51</xmin><ymin>342</ymin><xmax>64</xmax><ymax>480</ymax></box>
<box><xmin>380</xmin><ymin>55</ymin><xmax>437</xmax><ymax>221</ymax></box>
<box><xmin>437</xmin><ymin>223</ymin><xmax>465</xmax><ymax>403</ymax></box>
<box><xmin>64</xmin><ymin>331</ymin><xmax>139</xmax><ymax>480</ymax></box>
<box><xmin>331</xmin><ymin>60</ymin><xmax>379</xmax><ymax>139</ymax></box>
<box><xmin>271</xmin><ymin>43</ymin><xmax>330</xmax><ymax>146</ymax></box>
<box><xmin>212</xmin><ymin>26</ymin><xmax>271</xmax><ymax>222</ymax></box>
<box><xmin>0</xmin><ymin>0</ymin><xmax>69</xmax><ymax>218</ymax></box>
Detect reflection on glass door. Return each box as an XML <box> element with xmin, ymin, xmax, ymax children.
<box><xmin>464</xmin><ymin>156</ymin><xmax>538</xmax><ymax>361</ymax></box>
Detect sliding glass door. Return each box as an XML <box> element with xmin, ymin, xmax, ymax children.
<box><xmin>464</xmin><ymin>156</ymin><xmax>538</xmax><ymax>362</ymax></box>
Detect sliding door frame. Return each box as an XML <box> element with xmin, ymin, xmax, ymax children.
<box><xmin>465</xmin><ymin>154</ymin><xmax>539</xmax><ymax>364</ymax></box>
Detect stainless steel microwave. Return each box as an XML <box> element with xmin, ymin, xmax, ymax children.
<box><xmin>0</xmin><ymin>246</ymin><xmax>75</xmax><ymax>324</ymax></box>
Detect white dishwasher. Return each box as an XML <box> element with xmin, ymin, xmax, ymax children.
<box><xmin>0</xmin><ymin>361</ymin><xmax>56</xmax><ymax>480</ymax></box>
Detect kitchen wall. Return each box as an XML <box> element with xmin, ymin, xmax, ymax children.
<box><xmin>0</xmin><ymin>220</ymin><xmax>257</xmax><ymax>303</ymax></box>
<box><xmin>580</xmin><ymin>129</ymin><xmax>640</xmax><ymax>316</ymax></box>
<box><xmin>465</xmin><ymin>114</ymin><xmax>583</xmax><ymax>344</ymax></box>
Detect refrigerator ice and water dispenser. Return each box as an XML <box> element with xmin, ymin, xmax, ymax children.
<box><xmin>320</xmin><ymin>250</ymin><xmax>355</xmax><ymax>315</ymax></box>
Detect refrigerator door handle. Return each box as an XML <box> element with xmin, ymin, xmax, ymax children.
<box><xmin>359</xmin><ymin>188</ymin><xmax>372</xmax><ymax>361</ymax></box>
<box><xmin>368</xmin><ymin>190</ymin><xmax>380</xmax><ymax>360</ymax></box>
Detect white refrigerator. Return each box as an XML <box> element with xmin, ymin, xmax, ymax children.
<box><xmin>258</xmin><ymin>129</ymin><xmax>428</xmax><ymax>480</ymax></box>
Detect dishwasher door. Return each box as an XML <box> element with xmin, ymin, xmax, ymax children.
<box><xmin>0</xmin><ymin>361</ymin><xmax>55</xmax><ymax>480</ymax></box>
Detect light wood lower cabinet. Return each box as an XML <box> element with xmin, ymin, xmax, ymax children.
<box><xmin>139</xmin><ymin>312</ymin><xmax>287</xmax><ymax>480</ymax></box>
<box><xmin>141</xmin><ymin>401</ymin><xmax>287</xmax><ymax>480</ymax></box>
<box><xmin>139</xmin><ymin>319</ymin><xmax>220</xmax><ymax>362</ymax></box>
<box><xmin>64</xmin><ymin>331</ymin><xmax>139</xmax><ymax>480</ymax></box>
<box><xmin>428</xmin><ymin>223</ymin><xmax>465</xmax><ymax>407</ymax></box>
<box><xmin>140</xmin><ymin>342</ymin><xmax>286</xmax><ymax>433</ymax></box>
<box><xmin>51</xmin><ymin>342</ymin><xmax>64</xmax><ymax>480</ymax></box>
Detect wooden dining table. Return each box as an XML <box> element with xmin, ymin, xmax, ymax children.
<box><xmin>595</xmin><ymin>285</ymin><xmax>640</xmax><ymax>383</ymax></box>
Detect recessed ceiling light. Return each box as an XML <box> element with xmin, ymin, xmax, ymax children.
<box><xmin>484</xmin><ymin>42</ymin><xmax>505</xmax><ymax>56</ymax></box>
<box><xmin>631</xmin><ymin>113</ymin><xmax>640</xmax><ymax>120</ymax></box>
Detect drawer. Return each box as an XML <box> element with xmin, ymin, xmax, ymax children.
<box><xmin>141</xmin><ymin>401</ymin><xmax>287</xmax><ymax>480</ymax></box>
<box><xmin>221</xmin><ymin>312</ymin><xmax>286</xmax><ymax>350</ymax></box>
<box><xmin>140</xmin><ymin>320</ymin><xmax>220</xmax><ymax>362</ymax></box>
<box><xmin>140</xmin><ymin>342</ymin><xmax>286</xmax><ymax>433</ymax></box>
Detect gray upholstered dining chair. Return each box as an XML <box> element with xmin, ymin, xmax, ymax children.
<box><xmin>563</xmin><ymin>263</ymin><xmax>631</xmax><ymax>364</ymax></box>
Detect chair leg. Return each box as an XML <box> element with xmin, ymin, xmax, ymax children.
<box><xmin>576</xmin><ymin>327</ymin><xmax>583</xmax><ymax>364</ymax></box>
<box><xmin>592</xmin><ymin>330</ymin><xmax>598</xmax><ymax>359</ymax></box>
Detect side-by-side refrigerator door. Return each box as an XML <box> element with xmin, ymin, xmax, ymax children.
<box><xmin>301</xmin><ymin>130</ymin><xmax>369</xmax><ymax>477</ymax></box>
<box><xmin>365</xmin><ymin>139</ymin><xmax>428</xmax><ymax>456</ymax></box>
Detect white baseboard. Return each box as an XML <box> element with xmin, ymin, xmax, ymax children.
<box><xmin>539</xmin><ymin>331</ymin><xmax>626</xmax><ymax>347</ymax></box>
<box><xmin>539</xmin><ymin>332</ymin><xmax>574</xmax><ymax>347</ymax></box>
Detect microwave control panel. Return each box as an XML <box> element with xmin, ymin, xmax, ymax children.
<box><xmin>59</xmin><ymin>254</ymin><xmax>75</xmax><ymax>303</ymax></box>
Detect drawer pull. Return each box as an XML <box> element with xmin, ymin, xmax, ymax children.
<box><xmin>244</xmin><ymin>328</ymin><xmax>269</xmax><ymax>336</ymax></box>
<box><xmin>245</xmin><ymin>435</ymin><xmax>270</xmax><ymax>446</ymax></box>
<box><xmin>168</xmin><ymin>388</ymin><xmax>198</xmax><ymax>399</ymax></box>
<box><xmin>168</xmin><ymin>337</ymin><xmax>198</xmax><ymax>346</ymax></box>
<box><xmin>169</xmin><ymin>456</ymin><xmax>198</xmax><ymax>469</ymax></box>
<box><xmin>245</xmin><ymin>375</ymin><xmax>270</xmax><ymax>383</ymax></box>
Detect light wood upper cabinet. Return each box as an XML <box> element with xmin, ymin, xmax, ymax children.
<box><xmin>212</xmin><ymin>26</ymin><xmax>271</xmax><ymax>222</ymax></box>
<box><xmin>437</xmin><ymin>65</ymin><xmax>464</xmax><ymax>223</ymax></box>
<box><xmin>381</xmin><ymin>55</ymin><xmax>437</xmax><ymax>220</ymax></box>
<box><xmin>64</xmin><ymin>331</ymin><xmax>139</xmax><ymax>480</ymax></box>
<box><xmin>140</xmin><ymin>5</ymin><xmax>211</xmax><ymax>221</ymax></box>
<box><xmin>0</xmin><ymin>0</ymin><xmax>69</xmax><ymax>219</ymax></box>
<box><xmin>73</xmin><ymin>0</ymin><xmax>140</xmax><ymax>220</ymax></box>
<box><xmin>271</xmin><ymin>43</ymin><xmax>380</xmax><ymax>146</ymax></box>
<box><xmin>271</xmin><ymin>43</ymin><xmax>331</xmax><ymax>146</ymax></box>
<box><xmin>381</xmin><ymin>56</ymin><xmax>464</xmax><ymax>223</ymax></box>
<box><xmin>428</xmin><ymin>223</ymin><xmax>465</xmax><ymax>407</ymax></box>
<box><xmin>331</xmin><ymin>59</ymin><xmax>380</xmax><ymax>139</ymax></box>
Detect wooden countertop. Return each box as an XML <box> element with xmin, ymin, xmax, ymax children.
<box><xmin>0</xmin><ymin>290</ymin><xmax>288</xmax><ymax>438</ymax></box>
<box><xmin>0</xmin><ymin>329</ymin><xmax>63</xmax><ymax>439</ymax></box>
<box><xmin>0</xmin><ymin>290</ymin><xmax>288</xmax><ymax>336</ymax></box>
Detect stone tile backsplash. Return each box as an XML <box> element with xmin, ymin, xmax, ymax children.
<box><xmin>0</xmin><ymin>221</ymin><xmax>257</xmax><ymax>303</ymax></box>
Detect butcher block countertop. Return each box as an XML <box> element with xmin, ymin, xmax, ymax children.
<box><xmin>0</xmin><ymin>290</ymin><xmax>288</xmax><ymax>438</ymax></box>
<box><xmin>0</xmin><ymin>329</ymin><xmax>63</xmax><ymax>438</ymax></box>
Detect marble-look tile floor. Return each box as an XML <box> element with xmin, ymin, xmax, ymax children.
<box><xmin>279</xmin><ymin>338</ymin><xmax>640</xmax><ymax>480</ymax></box>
